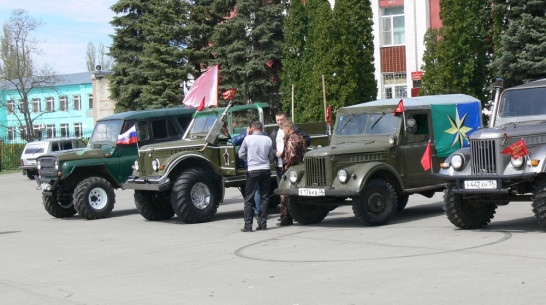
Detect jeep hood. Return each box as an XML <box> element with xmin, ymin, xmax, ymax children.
<box><xmin>42</xmin><ymin>146</ymin><xmax>112</xmax><ymax>161</ymax></box>
<box><xmin>306</xmin><ymin>140</ymin><xmax>390</xmax><ymax>158</ymax></box>
<box><xmin>471</xmin><ymin>120</ymin><xmax>546</xmax><ymax>140</ymax></box>
<box><xmin>138</xmin><ymin>138</ymin><xmax>206</xmax><ymax>153</ymax></box>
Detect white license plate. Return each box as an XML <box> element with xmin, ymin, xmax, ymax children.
<box><xmin>464</xmin><ymin>180</ymin><xmax>497</xmax><ymax>189</ymax></box>
<box><xmin>298</xmin><ymin>188</ymin><xmax>325</xmax><ymax>196</ymax></box>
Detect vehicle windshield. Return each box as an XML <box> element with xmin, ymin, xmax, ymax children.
<box><xmin>335</xmin><ymin>113</ymin><xmax>399</xmax><ymax>136</ymax></box>
<box><xmin>185</xmin><ymin>113</ymin><xmax>218</xmax><ymax>139</ymax></box>
<box><xmin>498</xmin><ymin>87</ymin><xmax>546</xmax><ymax>118</ymax></box>
<box><xmin>89</xmin><ymin>120</ymin><xmax>123</xmax><ymax>144</ymax></box>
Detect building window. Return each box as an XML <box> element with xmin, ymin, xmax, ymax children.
<box><xmin>383</xmin><ymin>72</ymin><xmax>407</xmax><ymax>99</ymax></box>
<box><xmin>381</xmin><ymin>6</ymin><xmax>405</xmax><ymax>46</ymax></box>
<box><xmin>60</xmin><ymin>96</ymin><xmax>68</xmax><ymax>111</ymax></box>
<box><xmin>19</xmin><ymin>126</ymin><xmax>28</xmax><ymax>140</ymax></box>
<box><xmin>74</xmin><ymin>123</ymin><xmax>82</xmax><ymax>137</ymax></box>
<box><xmin>60</xmin><ymin>123</ymin><xmax>69</xmax><ymax>137</ymax></box>
<box><xmin>46</xmin><ymin>124</ymin><xmax>56</xmax><ymax>138</ymax></box>
<box><xmin>88</xmin><ymin>94</ymin><xmax>93</xmax><ymax>109</ymax></box>
<box><xmin>6</xmin><ymin>100</ymin><xmax>14</xmax><ymax>114</ymax></box>
<box><xmin>46</xmin><ymin>97</ymin><xmax>55</xmax><ymax>112</ymax></box>
<box><xmin>74</xmin><ymin>95</ymin><xmax>81</xmax><ymax>111</ymax></box>
<box><xmin>32</xmin><ymin>99</ymin><xmax>41</xmax><ymax>113</ymax></box>
<box><xmin>7</xmin><ymin>127</ymin><xmax>16</xmax><ymax>141</ymax></box>
<box><xmin>33</xmin><ymin>125</ymin><xmax>43</xmax><ymax>139</ymax></box>
<box><xmin>19</xmin><ymin>99</ymin><xmax>26</xmax><ymax>112</ymax></box>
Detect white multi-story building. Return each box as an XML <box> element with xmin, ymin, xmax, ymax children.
<box><xmin>371</xmin><ymin>0</ymin><xmax>441</xmax><ymax>99</ymax></box>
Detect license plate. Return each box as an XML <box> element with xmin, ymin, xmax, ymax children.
<box><xmin>464</xmin><ymin>180</ymin><xmax>497</xmax><ymax>189</ymax></box>
<box><xmin>298</xmin><ymin>188</ymin><xmax>325</xmax><ymax>196</ymax></box>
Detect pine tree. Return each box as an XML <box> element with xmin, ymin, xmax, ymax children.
<box><xmin>109</xmin><ymin>0</ymin><xmax>192</xmax><ymax>111</ymax></box>
<box><xmin>299</xmin><ymin>0</ymin><xmax>334</xmax><ymax>122</ymax></box>
<box><xmin>419</xmin><ymin>0</ymin><xmax>492</xmax><ymax>106</ymax></box>
<box><xmin>280</xmin><ymin>0</ymin><xmax>307</xmax><ymax>116</ymax></box>
<box><xmin>490</xmin><ymin>0</ymin><xmax>546</xmax><ymax>87</ymax></box>
<box><xmin>330</xmin><ymin>0</ymin><xmax>376</xmax><ymax>109</ymax></box>
<box><xmin>211</xmin><ymin>0</ymin><xmax>284</xmax><ymax>106</ymax></box>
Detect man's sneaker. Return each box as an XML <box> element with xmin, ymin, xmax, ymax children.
<box><xmin>240</xmin><ymin>227</ymin><xmax>252</xmax><ymax>232</ymax></box>
<box><xmin>255</xmin><ymin>225</ymin><xmax>267</xmax><ymax>231</ymax></box>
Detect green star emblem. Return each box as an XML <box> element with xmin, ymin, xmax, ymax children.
<box><xmin>444</xmin><ymin>108</ymin><xmax>472</xmax><ymax>148</ymax></box>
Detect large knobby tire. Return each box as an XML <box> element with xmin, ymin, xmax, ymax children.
<box><xmin>288</xmin><ymin>196</ymin><xmax>329</xmax><ymax>225</ymax></box>
<box><xmin>134</xmin><ymin>190</ymin><xmax>174</xmax><ymax>221</ymax></box>
<box><xmin>353</xmin><ymin>179</ymin><xmax>398</xmax><ymax>226</ymax></box>
<box><xmin>443</xmin><ymin>184</ymin><xmax>497</xmax><ymax>229</ymax></box>
<box><xmin>171</xmin><ymin>168</ymin><xmax>219</xmax><ymax>224</ymax></box>
<box><xmin>397</xmin><ymin>193</ymin><xmax>409</xmax><ymax>211</ymax></box>
<box><xmin>74</xmin><ymin>177</ymin><xmax>116</xmax><ymax>220</ymax></box>
<box><xmin>42</xmin><ymin>194</ymin><xmax>77</xmax><ymax>218</ymax></box>
<box><xmin>532</xmin><ymin>179</ymin><xmax>546</xmax><ymax>228</ymax></box>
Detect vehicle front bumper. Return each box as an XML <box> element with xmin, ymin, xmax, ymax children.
<box><xmin>433</xmin><ymin>172</ymin><xmax>537</xmax><ymax>194</ymax></box>
<box><xmin>35</xmin><ymin>176</ymin><xmax>60</xmax><ymax>195</ymax></box>
<box><xmin>122</xmin><ymin>176</ymin><xmax>171</xmax><ymax>192</ymax></box>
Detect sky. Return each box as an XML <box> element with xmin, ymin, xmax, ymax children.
<box><xmin>0</xmin><ymin>0</ymin><xmax>335</xmax><ymax>75</ymax></box>
<box><xmin>0</xmin><ymin>0</ymin><xmax>117</xmax><ymax>74</ymax></box>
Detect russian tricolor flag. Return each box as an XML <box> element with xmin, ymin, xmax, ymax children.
<box><xmin>117</xmin><ymin>125</ymin><xmax>138</xmax><ymax>144</ymax></box>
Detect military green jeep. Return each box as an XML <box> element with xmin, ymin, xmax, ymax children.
<box><xmin>36</xmin><ymin>107</ymin><xmax>196</xmax><ymax>220</ymax></box>
<box><xmin>122</xmin><ymin>103</ymin><xmax>329</xmax><ymax>223</ymax></box>
<box><xmin>274</xmin><ymin>94</ymin><xmax>482</xmax><ymax>226</ymax></box>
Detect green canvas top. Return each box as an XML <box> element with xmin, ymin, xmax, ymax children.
<box><xmin>341</xmin><ymin>94</ymin><xmax>480</xmax><ymax>113</ymax></box>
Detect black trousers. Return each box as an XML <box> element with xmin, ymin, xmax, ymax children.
<box><xmin>244</xmin><ymin>169</ymin><xmax>271</xmax><ymax>229</ymax></box>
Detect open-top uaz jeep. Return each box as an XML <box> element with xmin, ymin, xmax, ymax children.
<box><xmin>122</xmin><ymin>103</ymin><xmax>329</xmax><ymax>223</ymax></box>
<box><xmin>437</xmin><ymin>79</ymin><xmax>546</xmax><ymax>229</ymax></box>
<box><xmin>274</xmin><ymin>94</ymin><xmax>482</xmax><ymax>226</ymax></box>
<box><xmin>36</xmin><ymin>107</ymin><xmax>195</xmax><ymax>220</ymax></box>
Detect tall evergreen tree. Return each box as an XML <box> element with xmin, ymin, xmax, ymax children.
<box><xmin>330</xmin><ymin>0</ymin><xmax>376</xmax><ymax>109</ymax></box>
<box><xmin>299</xmin><ymin>0</ymin><xmax>334</xmax><ymax>122</ymax></box>
<box><xmin>490</xmin><ymin>0</ymin><xmax>546</xmax><ymax>87</ymax></box>
<box><xmin>109</xmin><ymin>0</ymin><xmax>192</xmax><ymax>111</ymax></box>
<box><xmin>280</xmin><ymin>0</ymin><xmax>307</xmax><ymax>116</ymax></box>
<box><xmin>211</xmin><ymin>0</ymin><xmax>284</xmax><ymax>106</ymax></box>
<box><xmin>420</xmin><ymin>0</ymin><xmax>492</xmax><ymax>106</ymax></box>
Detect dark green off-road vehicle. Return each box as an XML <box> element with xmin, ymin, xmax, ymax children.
<box><xmin>274</xmin><ymin>94</ymin><xmax>482</xmax><ymax>226</ymax></box>
<box><xmin>36</xmin><ymin>107</ymin><xmax>196</xmax><ymax>220</ymax></box>
<box><xmin>122</xmin><ymin>103</ymin><xmax>329</xmax><ymax>223</ymax></box>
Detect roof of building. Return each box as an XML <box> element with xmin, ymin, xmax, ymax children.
<box><xmin>0</xmin><ymin>71</ymin><xmax>112</xmax><ymax>90</ymax></box>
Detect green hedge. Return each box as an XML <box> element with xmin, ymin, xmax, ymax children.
<box><xmin>1</xmin><ymin>142</ymin><xmax>25</xmax><ymax>171</ymax></box>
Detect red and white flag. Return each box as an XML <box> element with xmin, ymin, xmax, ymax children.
<box><xmin>501</xmin><ymin>139</ymin><xmax>528</xmax><ymax>159</ymax></box>
<box><xmin>326</xmin><ymin>105</ymin><xmax>332</xmax><ymax>126</ymax></box>
<box><xmin>183</xmin><ymin>64</ymin><xmax>219</xmax><ymax>108</ymax></box>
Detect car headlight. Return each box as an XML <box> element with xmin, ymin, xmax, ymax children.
<box><xmin>337</xmin><ymin>169</ymin><xmax>349</xmax><ymax>184</ymax></box>
<box><xmin>37</xmin><ymin>160</ymin><xmax>41</xmax><ymax>170</ymax></box>
<box><xmin>54</xmin><ymin>160</ymin><xmax>59</xmax><ymax>171</ymax></box>
<box><xmin>511</xmin><ymin>156</ymin><xmax>525</xmax><ymax>169</ymax></box>
<box><xmin>151</xmin><ymin>159</ymin><xmax>161</xmax><ymax>171</ymax></box>
<box><xmin>451</xmin><ymin>154</ymin><xmax>464</xmax><ymax>170</ymax></box>
<box><xmin>288</xmin><ymin>170</ymin><xmax>298</xmax><ymax>183</ymax></box>
<box><xmin>133</xmin><ymin>160</ymin><xmax>139</xmax><ymax>171</ymax></box>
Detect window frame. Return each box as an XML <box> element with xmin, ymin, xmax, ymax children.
<box><xmin>381</xmin><ymin>6</ymin><xmax>405</xmax><ymax>47</ymax></box>
<box><xmin>73</xmin><ymin>95</ymin><xmax>81</xmax><ymax>111</ymax></box>
<box><xmin>46</xmin><ymin>97</ymin><xmax>55</xmax><ymax>112</ymax></box>
<box><xmin>60</xmin><ymin>96</ymin><xmax>69</xmax><ymax>111</ymax></box>
<box><xmin>32</xmin><ymin>98</ymin><xmax>41</xmax><ymax>113</ymax></box>
<box><xmin>46</xmin><ymin>124</ymin><xmax>56</xmax><ymax>139</ymax></box>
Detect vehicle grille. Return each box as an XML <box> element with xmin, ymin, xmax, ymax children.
<box><xmin>39</xmin><ymin>156</ymin><xmax>58</xmax><ymax>177</ymax></box>
<box><xmin>470</xmin><ymin>139</ymin><xmax>497</xmax><ymax>175</ymax></box>
<box><xmin>305</xmin><ymin>157</ymin><xmax>327</xmax><ymax>187</ymax></box>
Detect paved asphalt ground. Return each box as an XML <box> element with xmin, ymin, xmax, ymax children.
<box><xmin>1</xmin><ymin>172</ymin><xmax>546</xmax><ymax>305</ymax></box>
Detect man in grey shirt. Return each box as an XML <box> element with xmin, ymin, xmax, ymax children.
<box><xmin>238</xmin><ymin>121</ymin><xmax>274</xmax><ymax>232</ymax></box>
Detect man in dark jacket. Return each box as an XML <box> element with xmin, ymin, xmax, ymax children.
<box><xmin>269</xmin><ymin>111</ymin><xmax>310</xmax><ymax>185</ymax></box>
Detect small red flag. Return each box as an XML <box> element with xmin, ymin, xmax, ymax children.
<box><xmin>421</xmin><ymin>141</ymin><xmax>432</xmax><ymax>171</ymax></box>
<box><xmin>393</xmin><ymin>99</ymin><xmax>404</xmax><ymax>115</ymax></box>
<box><xmin>501</xmin><ymin>139</ymin><xmax>528</xmax><ymax>159</ymax></box>
<box><xmin>196</xmin><ymin>97</ymin><xmax>205</xmax><ymax>112</ymax></box>
<box><xmin>326</xmin><ymin>105</ymin><xmax>332</xmax><ymax>126</ymax></box>
<box><xmin>222</xmin><ymin>89</ymin><xmax>237</xmax><ymax>101</ymax></box>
